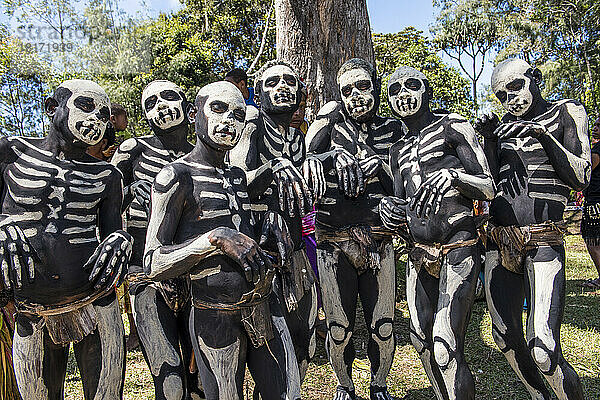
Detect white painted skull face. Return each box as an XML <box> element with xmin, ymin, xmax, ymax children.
<box><xmin>199</xmin><ymin>81</ymin><xmax>246</xmax><ymax>149</ymax></box>
<box><xmin>60</xmin><ymin>80</ymin><xmax>110</xmax><ymax>146</ymax></box>
<box><xmin>492</xmin><ymin>59</ymin><xmax>534</xmax><ymax>117</ymax></box>
<box><xmin>261</xmin><ymin>64</ymin><xmax>298</xmax><ymax>109</ymax></box>
<box><xmin>142</xmin><ymin>81</ymin><xmax>186</xmax><ymax>131</ymax></box>
<box><xmin>338</xmin><ymin>68</ymin><xmax>375</xmax><ymax>120</ymax></box>
<box><xmin>388</xmin><ymin>75</ymin><xmax>426</xmax><ymax>118</ymax></box>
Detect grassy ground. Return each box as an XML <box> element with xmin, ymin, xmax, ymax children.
<box><xmin>64</xmin><ymin>235</ymin><xmax>600</xmax><ymax>399</ymax></box>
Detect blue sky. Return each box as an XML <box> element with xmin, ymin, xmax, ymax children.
<box><xmin>117</xmin><ymin>0</ymin><xmax>493</xmax><ymax>103</ymax></box>
<box><xmin>1</xmin><ymin>0</ymin><xmax>493</xmax><ymax>106</ymax></box>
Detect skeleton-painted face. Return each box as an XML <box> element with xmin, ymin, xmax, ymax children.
<box><xmin>338</xmin><ymin>68</ymin><xmax>375</xmax><ymax>121</ymax></box>
<box><xmin>59</xmin><ymin>80</ymin><xmax>110</xmax><ymax>146</ymax></box>
<box><xmin>387</xmin><ymin>66</ymin><xmax>428</xmax><ymax>118</ymax></box>
<box><xmin>259</xmin><ymin>64</ymin><xmax>299</xmax><ymax>113</ymax></box>
<box><xmin>388</xmin><ymin>78</ymin><xmax>426</xmax><ymax>118</ymax></box>
<box><xmin>492</xmin><ymin>59</ymin><xmax>535</xmax><ymax>117</ymax></box>
<box><xmin>196</xmin><ymin>81</ymin><xmax>246</xmax><ymax>150</ymax></box>
<box><xmin>142</xmin><ymin>80</ymin><xmax>186</xmax><ymax>132</ymax></box>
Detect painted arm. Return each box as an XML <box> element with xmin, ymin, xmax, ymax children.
<box><xmin>411</xmin><ymin>119</ymin><xmax>495</xmax><ymax>219</ymax></box>
<box><xmin>474</xmin><ymin>113</ymin><xmax>501</xmax><ymax>182</ymax></box>
<box><xmin>493</xmin><ymin>102</ymin><xmax>591</xmax><ymax>190</ymax></box>
<box><xmin>231</xmin><ymin>111</ymin><xmax>313</xmax><ymax>216</ymax></box>
<box><xmin>379</xmin><ymin>141</ymin><xmax>408</xmax><ymax>231</ymax></box>
<box><xmin>537</xmin><ymin>102</ymin><xmax>591</xmax><ymax>190</ymax></box>
<box><xmin>111</xmin><ymin>138</ymin><xmax>140</xmax><ymax>212</ymax></box>
<box><xmin>143</xmin><ymin>165</ymin><xmax>273</xmax><ymax>283</ymax></box>
<box><xmin>0</xmin><ymin>138</ymin><xmax>35</xmax><ymax>290</ymax></box>
<box><xmin>83</xmin><ymin>168</ymin><xmax>133</xmax><ymax>290</ymax></box>
<box><xmin>448</xmin><ymin>120</ymin><xmax>496</xmax><ymax>201</ymax></box>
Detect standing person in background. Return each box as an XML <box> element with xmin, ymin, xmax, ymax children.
<box><xmin>225</xmin><ymin>68</ymin><xmax>250</xmax><ymax>101</ymax></box>
<box><xmin>580</xmin><ymin>116</ymin><xmax>600</xmax><ymax>289</ymax></box>
<box><xmin>87</xmin><ymin>103</ymin><xmax>128</xmax><ymax>162</ymax></box>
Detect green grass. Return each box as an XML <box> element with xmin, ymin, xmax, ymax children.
<box><xmin>64</xmin><ymin>235</ymin><xmax>600</xmax><ymax>399</ymax></box>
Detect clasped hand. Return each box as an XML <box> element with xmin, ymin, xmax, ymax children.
<box><xmin>83</xmin><ymin>230</ymin><xmax>133</xmax><ymax>290</ymax></box>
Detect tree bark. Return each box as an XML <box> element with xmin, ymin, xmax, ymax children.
<box><xmin>274</xmin><ymin>0</ymin><xmax>374</xmax><ymax>121</ymax></box>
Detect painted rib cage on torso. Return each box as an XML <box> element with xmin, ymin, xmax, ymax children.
<box><xmin>318</xmin><ymin>114</ymin><xmax>401</xmax><ymax>229</ymax></box>
<box><xmin>173</xmin><ymin>158</ymin><xmax>257</xmax><ymax>304</ymax></box>
<box><xmin>117</xmin><ymin>136</ymin><xmax>190</xmax><ymax>310</ymax></box>
<box><xmin>253</xmin><ymin>113</ymin><xmax>306</xmax><ymax>248</ymax></box>
<box><xmin>128</xmin><ymin>137</ymin><xmax>187</xmax><ymax>231</ymax></box>
<box><xmin>397</xmin><ymin>114</ymin><xmax>477</xmax><ymax>244</ymax></box>
<box><xmin>2</xmin><ymin>137</ymin><xmax>113</xmax><ymax>305</ymax></box>
<box><xmin>491</xmin><ymin>100</ymin><xmax>576</xmax><ymax>226</ymax></box>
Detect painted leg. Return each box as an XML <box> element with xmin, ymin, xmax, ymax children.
<box><xmin>13</xmin><ymin>314</ymin><xmax>68</xmax><ymax>400</ymax></box>
<box><xmin>249</xmin><ymin>300</ymin><xmax>298</xmax><ymax>400</ymax></box>
<box><xmin>432</xmin><ymin>244</ymin><xmax>479</xmax><ymax>400</ymax></box>
<box><xmin>273</xmin><ymin>250</ymin><xmax>318</xmax><ymax>381</ymax></box>
<box><xmin>131</xmin><ymin>284</ymin><xmax>186</xmax><ymax>400</ymax></box>
<box><xmin>176</xmin><ymin>303</ymin><xmax>204</xmax><ymax>400</ymax></box>
<box><xmin>189</xmin><ymin>307</ymin><xmax>246</xmax><ymax>400</ymax></box>
<box><xmin>358</xmin><ymin>241</ymin><xmax>396</xmax><ymax>399</ymax></box>
<box><xmin>526</xmin><ymin>246</ymin><xmax>584</xmax><ymax>400</ymax></box>
<box><xmin>74</xmin><ymin>292</ymin><xmax>125</xmax><ymax>400</ymax></box>
<box><xmin>485</xmin><ymin>247</ymin><xmax>550</xmax><ymax>400</ymax></box>
<box><xmin>317</xmin><ymin>242</ymin><xmax>358</xmax><ymax>399</ymax></box>
<box><xmin>406</xmin><ymin>258</ymin><xmax>447</xmax><ymax>400</ymax></box>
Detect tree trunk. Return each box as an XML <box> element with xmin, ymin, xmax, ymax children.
<box><xmin>274</xmin><ymin>0</ymin><xmax>374</xmax><ymax>121</ymax></box>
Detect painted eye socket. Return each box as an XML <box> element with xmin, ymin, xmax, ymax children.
<box><xmin>341</xmin><ymin>85</ymin><xmax>353</xmax><ymax>97</ymax></box>
<box><xmin>496</xmin><ymin>91</ymin><xmax>507</xmax><ymax>103</ymax></box>
<box><xmin>405</xmin><ymin>78</ymin><xmax>422</xmax><ymax>91</ymax></box>
<box><xmin>283</xmin><ymin>74</ymin><xmax>297</xmax><ymax>87</ymax></box>
<box><xmin>233</xmin><ymin>109</ymin><xmax>246</xmax><ymax>122</ymax></box>
<box><xmin>160</xmin><ymin>90</ymin><xmax>181</xmax><ymax>101</ymax></box>
<box><xmin>506</xmin><ymin>79</ymin><xmax>525</xmax><ymax>92</ymax></box>
<box><xmin>389</xmin><ymin>82</ymin><xmax>401</xmax><ymax>96</ymax></box>
<box><xmin>144</xmin><ymin>95</ymin><xmax>158</xmax><ymax>111</ymax></box>
<box><xmin>264</xmin><ymin>76</ymin><xmax>280</xmax><ymax>88</ymax></box>
<box><xmin>355</xmin><ymin>80</ymin><xmax>372</xmax><ymax>91</ymax></box>
<box><xmin>210</xmin><ymin>101</ymin><xmax>228</xmax><ymax>113</ymax></box>
<box><xmin>74</xmin><ymin>96</ymin><xmax>96</xmax><ymax>113</ymax></box>
<box><xmin>98</xmin><ymin>107</ymin><xmax>110</xmax><ymax>122</ymax></box>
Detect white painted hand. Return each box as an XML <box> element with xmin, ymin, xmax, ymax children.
<box><xmin>259</xmin><ymin>211</ymin><xmax>293</xmax><ymax>267</ymax></box>
<box><xmin>334</xmin><ymin>148</ymin><xmax>364</xmax><ymax>197</ymax></box>
<box><xmin>0</xmin><ymin>219</ymin><xmax>36</xmax><ymax>289</ymax></box>
<box><xmin>131</xmin><ymin>180</ymin><xmax>152</xmax><ymax>215</ymax></box>
<box><xmin>208</xmin><ymin>227</ymin><xmax>274</xmax><ymax>285</ymax></box>
<box><xmin>273</xmin><ymin>159</ymin><xmax>314</xmax><ymax>217</ymax></box>
<box><xmin>410</xmin><ymin>169</ymin><xmax>456</xmax><ymax>219</ymax></box>
<box><xmin>495</xmin><ymin>120</ymin><xmax>548</xmax><ymax>140</ymax></box>
<box><xmin>84</xmin><ymin>230</ymin><xmax>133</xmax><ymax>290</ymax></box>
<box><xmin>359</xmin><ymin>155</ymin><xmax>382</xmax><ymax>179</ymax></box>
<box><xmin>303</xmin><ymin>156</ymin><xmax>326</xmax><ymax>202</ymax></box>
<box><xmin>379</xmin><ymin>196</ymin><xmax>408</xmax><ymax>230</ymax></box>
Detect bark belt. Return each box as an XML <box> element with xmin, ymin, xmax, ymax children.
<box><xmin>16</xmin><ymin>284</ymin><xmax>115</xmax><ymax>346</ymax></box>
<box><xmin>315</xmin><ymin>224</ymin><xmax>394</xmax><ymax>274</ymax></box>
<box><xmin>408</xmin><ymin>237</ymin><xmax>480</xmax><ymax>278</ymax></box>
<box><xmin>191</xmin><ymin>269</ymin><xmax>276</xmax><ymax>349</ymax></box>
<box><xmin>488</xmin><ymin>220</ymin><xmax>566</xmax><ymax>274</ymax></box>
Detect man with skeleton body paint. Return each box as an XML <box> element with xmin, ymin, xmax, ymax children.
<box><xmin>111</xmin><ymin>80</ymin><xmax>203</xmax><ymax>400</ymax></box>
<box><xmin>304</xmin><ymin>58</ymin><xmax>403</xmax><ymax>400</ymax></box>
<box><xmin>229</xmin><ymin>60</ymin><xmax>318</xmax><ymax>382</ymax></box>
<box><xmin>379</xmin><ymin>66</ymin><xmax>495</xmax><ymax>400</ymax></box>
<box><xmin>474</xmin><ymin>58</ymin><xmax>589</xmax><ymax>400</ymax></box>
<box><xmin>143</xmin><ymin>81</ymin><xmax>301</xmax><ymax>400</ymax></box>
<box><xmin>0</xmin><ymin>79</ymin><xmax>133</xmax><ymax>399</ymax></box>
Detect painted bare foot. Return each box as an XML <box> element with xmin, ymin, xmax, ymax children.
<box><xmin>334</xmin><ymin>386</ymin><xmax>357</xmax><ymax>400</ymax></box>
<box><xmin>370</xmin><ymin>385</ymin><xmax>395</xmax><ymax>400</ymax></box>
